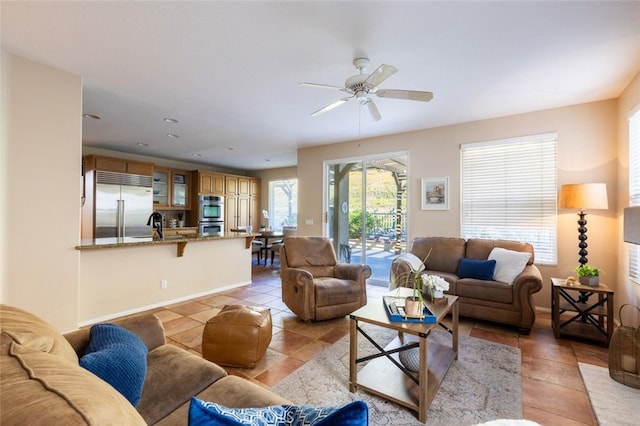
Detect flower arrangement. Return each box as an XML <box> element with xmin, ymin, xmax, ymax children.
<box><xmin>261</xmin><ymin>210</ymin><xmax>271</xmax><ymax>230</ymax></box>
<box><xmin>422</xmin><ymin>274</ymin><xmax>449</xmax><ymax>302</ymax></box>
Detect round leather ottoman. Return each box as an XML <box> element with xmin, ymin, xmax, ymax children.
<box><xmin>202</xmin><ymin>305</ymin><xmax>272</xmax><ymax>368</ymax></box>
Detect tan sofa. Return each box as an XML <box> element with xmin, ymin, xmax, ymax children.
<box><xmin>0</xmin><ymin>304</ymin><xmax>288</xmax><ymax>425</ymax></box>
<box><xmin>391</xmin><ymin>237</ymin><xmax>543</xmax><ymax>334</ymax></box>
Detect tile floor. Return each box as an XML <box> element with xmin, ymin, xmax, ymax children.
<box><xmin>137</xmin><ymin>263</ymin><xmax>607</xmax><ymax>425</ymax></box>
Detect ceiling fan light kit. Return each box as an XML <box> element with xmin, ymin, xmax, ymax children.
<box><xmin>301</xmin><ymin>58</ymin><xmax>433</xmax><ymax>121</ymax></box>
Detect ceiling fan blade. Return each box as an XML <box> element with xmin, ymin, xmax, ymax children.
<box><xmin>376</xmin><ymin>89</ymin><xmax>433</xmax><ymax>102</ymax></box>
<box><xmin>299</xmin><ymin>82</ymin><xmax>345</xmax><ymax>91</ymax></box>
<box><xmin>364</xmin><ymin>64</ymin><xmax>398</xmax><ymax>88</ymax></box>
<box><xmin>310</xmin><ymin>97</ymin><xmax>350</xmax><ymax>117</ymax></box>
<box><xmin>364</xmin><ymin>99</ymin><xmax>381</xmax><ymax>121</ymax></box>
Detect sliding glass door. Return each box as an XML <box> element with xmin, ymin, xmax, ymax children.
<box><xmin>325</xmin><ymin>153</ymin><xmax>407</xmax><ymax>284</ymax></box>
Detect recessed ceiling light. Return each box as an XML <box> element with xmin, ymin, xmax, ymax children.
<box><xmin>137</xmin><ymin>142</ymin><xmax>149</xmax><ymax>147</ymax></box>
<box><xmin>193</xmin><ymin>153</ymin><xmax>202</xmax><ymax>157</ymax></box>
<box><xmin>167</xmin><ymin>133</ymin><xmax>180</xmax><ymax>139</ymax></box>
<box><xmin>83</xmin><ymin>113</ymin><xmax>101</xmax><ymax>120</ymax></box>
<box><xmin>163</xmin><ymin>118</ymin><xmax>179</xmax><ymax>123</ymax></box>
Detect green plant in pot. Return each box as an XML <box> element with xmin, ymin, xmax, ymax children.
<box><xmin>390</xmin><ymin>248</ymin><xmax>432</xmax><ymax>319</ymax></box>
<box><xmin>575</xmin><ymin>265</ymin><xmax>603</xmax><ymax>287</ymax></box>
<box><xmin>404</xmin><ymin>273</ymin><xmax>426</xmax><ymax>318</ymax></box>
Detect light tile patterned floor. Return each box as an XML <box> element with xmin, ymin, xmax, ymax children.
<box><xmin>124</xmin><ymin>262</ymin><xmax>607</xmax><ymax>425</ymax></box>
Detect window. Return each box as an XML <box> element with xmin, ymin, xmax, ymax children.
<box><xmin>461</xmin><ymin>133</ymin><xmax>558</xmax><ymax>265</ymax></box>
<box><xmin>629</xmin><ymin>108</ymin><xmax>640</xmax><ymax>282</ymax></box>
<box><xmin>269</xmin><ymin>179</ymin><xmax>297</xmax><ymax>231</ymax></box>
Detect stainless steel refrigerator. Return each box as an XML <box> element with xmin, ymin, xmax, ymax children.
<box><xmin>95</xmin><ymin>171</ymin><xmax>154</xmax><ymax>238</ymax></box>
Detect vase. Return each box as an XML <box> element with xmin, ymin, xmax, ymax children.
<box><xmin>433</xmin><ymin>289</ymin><xmax>444</xmax><ymax>299</ymax></box>
<box><xmin>404</xmin><ymin>297</ymin><xmax>423</xmax><ymax>317</ymax></box>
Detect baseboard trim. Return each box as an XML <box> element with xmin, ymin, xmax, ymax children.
<box><xmin>78</xmin><ymin>280</ymin><xmax>252</xmax><ymax>328</ymax></box>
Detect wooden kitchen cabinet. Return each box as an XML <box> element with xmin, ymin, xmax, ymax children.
<box><xmin>152</xmin><ymin>168</ymin><xmax>170</xmax><ymax>207</ymax></box>
<box><xmin>250</xmin><ymin>178</ymin><xmax>260</xmax><ymax>197</ymax></box>
<box><xmin>225</xmin><ymin>196</ymin><xmax>238</xmax><ymax>233</ymax></box>
<box><xmin>86</xmin><ymin>155</ymin><xmax>153</xmax><ymax>176</ymax></box>
<box><xmin>163</xmin><ymin>227</ymin><xmax>197</xmax><ymax>237</ymax></box>
<box><xmin>249</xmin><ymin>195</ymin><xmax>261</xmax><ymax>231</ymax></box>
<box><xmin>192</xmin><ymin>171</ymin><xmax>260</xmax><ymax>231</ymax></box>
<box><xmin>153</xmin><ymin>167</ymin><xmax>191</xmax><ymax>210</ymax></box>
<box><xmin>238</xmin><ymin>177</ymin><xmax>250</xmax><ymax>196</ymax></box>
<box><xmin>225</xmin><ymin>176</ymin><xmax>250</xmax><ymax>196</ymax></box>
<box><xmin>171</xmin><ymin>170</ymin><xmax>190</xmax><ymax>209</ymax></box>
<box><xmin>225</xmin><ymin>196</ymin><xmax>251</xmax><ymax>233</ymax></box>
<box><xmin>225</xmin><ymin>176</ymin><xmax>238</xmax><ymax>195</ymax></box>
<box><xmin>197</xmin><ymin>171</ymin><xmax>225</xmax><ymax>195</ymax></box>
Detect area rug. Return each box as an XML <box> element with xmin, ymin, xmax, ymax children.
<box><xmin>272</xmin><ymin>325</ymin><xmax>522</xmax><ymax>425</ymax></box>
<box><xmin>578</xmin><ymin>362</ymin><xmax>640</xmax><ymax>426</ymax></box>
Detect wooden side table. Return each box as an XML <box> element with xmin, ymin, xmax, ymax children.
<box><xmin>551</xmin><ymin>277</ymin><xmax>614</xmax><ymax>345</ymax></box>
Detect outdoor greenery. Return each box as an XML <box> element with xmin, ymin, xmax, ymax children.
<box><xmin>347</xmin><ymin>168</ymin><xmax>406</xmax><ymax>239</ymax></box>
<box><xmin>348</xmin><ymin>169</ymin><xmax>399</xmax><ymax>212</ymax></box>
<box><xmin>349</xmin><ymin>211</ymin><xmax>376</xmax><ymax>238</ymax></box>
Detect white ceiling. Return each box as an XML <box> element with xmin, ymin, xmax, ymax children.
<box><xmin>2</xmin><ymin>1</ymin><xmax>640</xmax><ymax>171</ymax></box>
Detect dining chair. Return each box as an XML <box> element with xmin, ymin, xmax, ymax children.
<box><xmin>235</xmin><ymin>226</ymin><xmax>263</xmax><ymax>265</ymax></box>
<box><xmin>267</xmin><ymin>226</ymin><xmax>297</xmax><ymax>266</ymax></box>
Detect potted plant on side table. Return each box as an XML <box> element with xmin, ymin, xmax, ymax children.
<box><xmin>404</xmin><ymin>273</ymin><xmax>425</xmax><ymax>318</ymax></box>
<box><xmin>575</xmin><ymin>265</ymin><xmax>603</xmax><ymax>287</ymax></box>
<box><xmin>390</xmin><ymin>249</ymin><xmax>433</xmax><ymax>319</ymax></box>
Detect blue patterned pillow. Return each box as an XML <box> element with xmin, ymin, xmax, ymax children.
<box><xmin>456</xmin><ymin>258</ymin><xmax>497</xmax><ymax>280</ymax></box>
<box><xmin>188</xmin><ymin>397</ymin><xmax>368</xmax><ymax>426</ymax></box>
<box><xmin>79</xmin><ymin>323</ymin><xmax>148</xmax><ymax>406</ymax></box>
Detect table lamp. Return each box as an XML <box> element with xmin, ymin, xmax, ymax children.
<box><xmin>559</xmin><ymin>183</ymin><xmax>609</xmax><ymax>266</ymax></box>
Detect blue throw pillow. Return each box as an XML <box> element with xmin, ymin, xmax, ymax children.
<box><xmin>79</xmin><ymin>323</ymin><xmax>148</xmax><ymax>406</ymax></box>
<box><xmin>188</xmin><ymin>397</ymin><xmax>368</xmax><ymax>426</ymax></box>
<box><xmin>456</xmin><ymin>258</ymin><xmax>497</xmax><ymax>280</ymax></box>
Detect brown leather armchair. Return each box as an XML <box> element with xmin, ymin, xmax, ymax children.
<box><xmin>280</xmin><ymin>236</ymin><xmax>371</xmax><ymax>321</ymax></box>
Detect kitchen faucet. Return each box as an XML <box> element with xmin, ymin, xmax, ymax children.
<box><xmin>147</xmin><ymin>212</ymin><xmax>164</xmax><ymax>239</ymax></box>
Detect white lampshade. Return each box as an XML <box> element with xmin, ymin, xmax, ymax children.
<box><xmin>624</xmin><ymin>206</ymin><xmax>640</xmax><ymax>245</ymax></box>
<box><xmin>559</xmin><ymin>183</ymin><xmax>609</xmax><ymax>211</ymax></box>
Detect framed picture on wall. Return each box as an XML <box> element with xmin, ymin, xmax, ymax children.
<box><xmin>421</xmin><ymin>177</ymin><xmax>449</xmax><ymax>210</ymax></box>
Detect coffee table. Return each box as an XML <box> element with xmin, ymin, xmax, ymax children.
<box><xmin>349</xmin><ymin>292</ymin><xmax>458</xmax><ymax>423</ymax></box>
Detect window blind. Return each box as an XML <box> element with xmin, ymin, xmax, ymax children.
<box><xmin>461</xmin><ymin>133</ymin><xmax>557</xmax><ymax>265</ymax></box>
<box><xmin>629</xmin><ymin>109</ymin><xmax>640</xmax><ymax>282</ymax></box>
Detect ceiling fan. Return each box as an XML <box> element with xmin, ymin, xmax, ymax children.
<box><xmin>299</xmin><ymin>58</ymin><xmax>433</xmax><ymax>121</ymax></box>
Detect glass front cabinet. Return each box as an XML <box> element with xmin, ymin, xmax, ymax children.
<box><xmin>153</xmin><ymin>167</ymin><xmax>190</xmax><ymax>210</ymax></box>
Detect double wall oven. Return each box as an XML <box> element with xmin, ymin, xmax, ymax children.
<box><xmin>198</xmin><ymin>195</ymin><xmax>224</xmax><ymax>235</ymax></box>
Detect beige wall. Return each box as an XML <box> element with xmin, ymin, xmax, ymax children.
<box><xmin>1</xmin><ymin>53</ymin><xmax>82</xmax><ymax>331</ymax></box>
<box><xmin>298</xmin><ymin>99</ymin><xmax>620</xmax><ymax>310</ymax></box>
<box><xmin>616</xmin><ymin>71</ymin><xmax>640</xmax><ymax>310</ymax></box>
<box><xmin>78</xmin><ymin>238</ymin><xmax>252</xmax><ymax>325</ymax></box>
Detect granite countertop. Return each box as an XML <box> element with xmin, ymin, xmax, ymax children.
<box><xmin>76</xmin><ymin>232</ymin><xmax>257</xmax><ymax>250</ymax></box>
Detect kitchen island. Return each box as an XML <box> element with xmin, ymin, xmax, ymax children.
<box><xmin>76</xmin><ymin>232</ymin><xmax>258</xmax><ymax>326</ymax></box>
<box><xmin>77</xmin><ymin>232</ymin><xmax>257</xmax><ymax>257</ymax></box>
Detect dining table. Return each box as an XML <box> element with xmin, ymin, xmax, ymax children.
<box><xmin>254</xmin><ymin>232</ymin><xmax>284</xmax><ymax>265</ymax></box>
